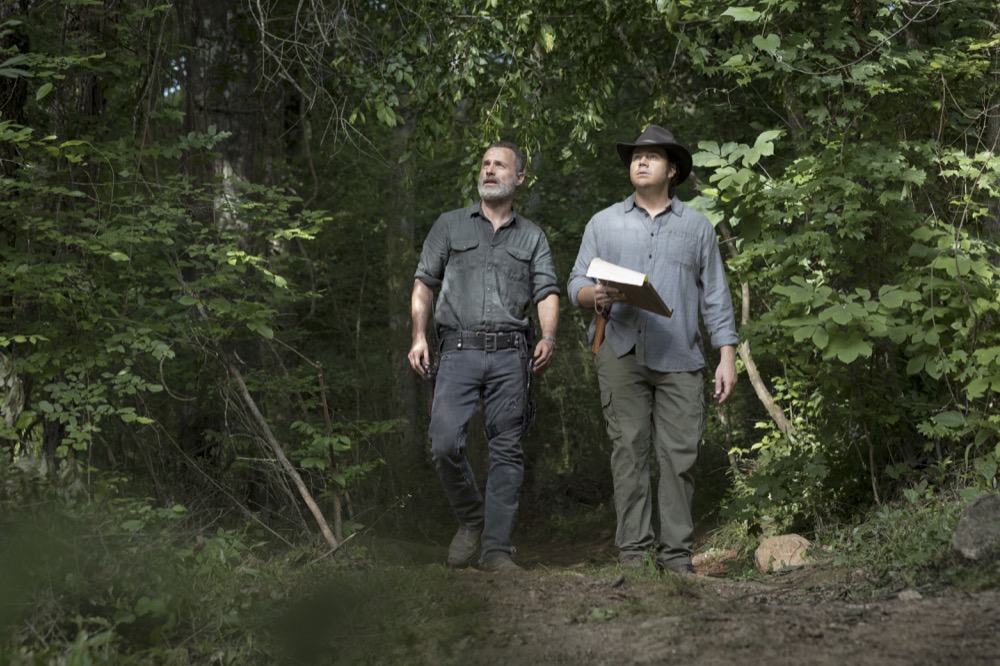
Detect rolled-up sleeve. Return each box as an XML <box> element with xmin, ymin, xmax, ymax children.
<box><xmin>567</xmin><ymin>219</ymin><xmax>599</xmax><ymax>307</ymax></box>
<box><xmin>414</xmin><ymin>215</ymin><xmax>449</xmax><ymax>288</ymax></box>
<box><xmin>530</xmin><ymin>234</ymin><xmax>560</xmax><ymax>304</ymax></box>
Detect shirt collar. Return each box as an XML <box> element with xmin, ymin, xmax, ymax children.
<box><xmin>473</xmin><ymin>201</ymin><xmax>518</xmax><ymax>228</ymax></box>
<box><xmin>626</xmin><ymin>193</ymin><xmax>675</xmax><ymax>216</ymax></box>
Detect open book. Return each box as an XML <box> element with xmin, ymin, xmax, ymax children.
<box><xmin>586</xmin><ymin>257</ymin><xmax>673</xmax><ymax>317</ymax></box>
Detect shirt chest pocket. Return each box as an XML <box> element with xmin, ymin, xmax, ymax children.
<box><xmin>502</xmin><ymin>244</ymin><xmax>532</xmax><ymax>282</ymax></box>
<box><xmin>449</xmin><ymin>237</ymin><xmax>480</xmax><ymax>270</ymax></box>
<box><xmin>663</xmin><ymin>230</ymin><xmax>699</xmax><ymax>272</ymax></box>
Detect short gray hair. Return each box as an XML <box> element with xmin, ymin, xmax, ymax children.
<box><xmin>488</xmin><ymin>140</ymin><xmax>526</xmax><ymax>174</ymax></box>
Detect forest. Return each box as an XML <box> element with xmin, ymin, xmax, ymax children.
<box><xmin>1</xmin><ymin>0</ymin><xmax>998</xmax><ymax>663</ymax></box>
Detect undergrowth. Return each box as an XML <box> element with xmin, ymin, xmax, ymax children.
<box><xmin>0</xmin><ymin>496</ymin><xmax>491</xmax><ymax>665</ymax></box>
<box><xmin>702</xmin><ymin>487</ymin><xmax>1000</xmax><ymax>590</ymax></box>
<box><xmin>4</xmin><ymin>480</ymin><xmax>999</xmax><ymax>664</ymax></box>
<box><xmin>820</xmin><ymin>489</ymin><xmax>997</xmax><ymax>591</ymax></box>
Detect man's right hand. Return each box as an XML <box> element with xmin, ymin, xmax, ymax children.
<box><xmin>408</xmin><ymin>338</ymin><xmax>430</xmax><ymax>377</ymax></box>
<box><xmin>409</xmin><ymin>279</ymin><xmax>435</xmax><ymax>378</ymax></box>
<box><xmin>578</xmin><ymin>283</ymin><xmax>623</xmax><ymax>311</ymax></box>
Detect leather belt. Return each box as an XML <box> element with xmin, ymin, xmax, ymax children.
<box><xmin>439</xmin><ymin>330</ymin><xmax>525</xmax><ymax>353</ymax></box>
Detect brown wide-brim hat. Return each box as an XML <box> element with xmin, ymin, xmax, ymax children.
<box><xmin>615</xmin><ymin>125</ymin><xmax>693</xmax><ymax>185</ymax></box>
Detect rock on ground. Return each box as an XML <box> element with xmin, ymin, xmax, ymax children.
<box><xmin>755</xmin><ymin>534</ymin><xmax>812</xmax><ymax>573</ymax></box>
<box><xmin>952</xmin><ymin>493</ymin><xmax>1000</xmax><ymax>561</ymax></box>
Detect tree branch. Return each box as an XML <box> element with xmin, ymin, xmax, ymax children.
<box><xmin>228</xmin><ymin>358</ymin><xmax>339</xmax><ymax>550</ymax></box>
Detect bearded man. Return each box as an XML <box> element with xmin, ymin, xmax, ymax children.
<box><xmin>408</xmin><ymin>141</ymin><xmax>559</xmax><ymax>573</ymax></box>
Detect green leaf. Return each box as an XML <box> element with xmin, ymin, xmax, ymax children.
<box><xmin>248</xmin><ymin>322</ymin><xmax>274</xmax><ymax>339</ymax></box>
<box><xmin>773</xmin><ymin>283</ymin><xmax>814</xmax><ymax>304</ymax></box>
<box><xmin>812</xmin><ymin>326</ymin><xmax>829</xmax><ymax>348</ymax></box>
<box><xmin>965</xmin><ymin>377</ymin><xmax>990</xmax><ymax>398</ymax></box>
<box><xmin>120</xmin><ymin>519</ymin><xmax>144</xmax><ymax>532</ymax></box>
<box><xmin>792</xmin><ymin>324</ymin><xmax>816</xmax><ymax>343</ymax></box>
<box><xmin>540</xmin><ymin>25</ymin><xmax>555</xmax><ymax>52</ymax></box>
<box><xmin>722</xmin><ymin>7</ymin><xmax>762</xmax><ymax>21</ymax></box>
<box><xmin>0</xmin><ymin>54</ymin><xmax>27</xmax><ymax>69</ymax></box>
<box><xmin>752</xmin><ymin>34</ymin><xmax>780</xmax><ymax>54</ymax></box>
<box><xmin>819</xmin><ymin>305</ymin><xmax>853</xmax><ymax>325</ymax></box>
<box><xmin>973</xmin><ymin>347</ymin><xmax>1000</xmax><ymax>364</ymax></box>
<box><xmin>906</xmin><ymin>354</ymin><xmax>927</xmax><ymax>375</ymax></box>
<box><xmin>300</xmin><ymin>457</ymin><xmax>327</xmax><ymax>470</ymax></box>
<box><xmin>36</xmin><ymin>82</ymin><xmax>53</xmax><ymax>101</ymax></box>
<box><xmin>933</xmin><ymin>411</ymin><xmax>966</xmax><ymax>428</ymax></box>
<box><xmin>755</xmin><ymin>129</ymin><xmax>783</xmax><ymax>145</ymax></box>
<box><xmin>824</xmin><ymin>336</ymin><xmax>872</xmax><ymax>363</ymax></box>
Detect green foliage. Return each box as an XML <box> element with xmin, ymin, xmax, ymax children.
<box><xmin>0</xmin><ymin>0</ymin><xmax>395</xmax><ymax>538</ymax></box>
<box><xmin>825</xmin><ymin>489</ymin><xmax>965</xmax><ymax>588</ymax></box>
<box><xmin>672</xmin><ymin>0</ymin><xmax>1000</xmax><ymax>531</ymax></box>
<box><xmin>0</xmin><ymin>493</ymin><xmax>286</xmax><ymax>664</ymax></box>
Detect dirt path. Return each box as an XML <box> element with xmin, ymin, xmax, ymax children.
<box><xmin>446</xmin><ymin>564</ymin><xmax>999</xmax><ymax>666</ymax></box>
<box><xmin>430</xmin><ymin>538</ymin><xmax>1000</xmax><ymax>666</ymax></box>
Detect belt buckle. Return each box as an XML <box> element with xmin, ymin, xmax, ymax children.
<box><xmin>480</xmin><ymin>332</ymin><xmax>498</xmax><ymax>352</ymax></box>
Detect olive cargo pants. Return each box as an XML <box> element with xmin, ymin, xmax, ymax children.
<box><xmin>595</xmin><ymin>342</ymin><xmax>705</xmax><ymax>568</ymax></box>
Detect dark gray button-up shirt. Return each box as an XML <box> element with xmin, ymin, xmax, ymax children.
<box><xmin>416</xmin><ymin>203</ymin><xmax>559</xmax><ymax>333</ymax></box>
<box><xmin>567</xmin><ymin>194</ymin><xmax>739</xmax><ymax>372</ymax></box>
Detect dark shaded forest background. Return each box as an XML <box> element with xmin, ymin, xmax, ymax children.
<box><xmin>1</xmin><ymin>0</ymin><xmax>998</xmax><ymax>584</ymax></box>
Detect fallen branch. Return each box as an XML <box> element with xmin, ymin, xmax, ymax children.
<box><xmin>228</xmin><ymin>358</ymin><xmax>339</xmax><ymax>550</ymax></box>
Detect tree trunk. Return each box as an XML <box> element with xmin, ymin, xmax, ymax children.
<box><xmin>985</xmin><ymin>32</ymin><xmax>1000</xmax><ymax>247</ymax></box>
<box><xmin>717</xmin><ymin>222</ymin><xmax>796</xmax><ymax>438</ymax></box>
<box><xmin>386</xmin><ymin>124</ymin><xmax>431</xmax><ymax>512</ymax></box>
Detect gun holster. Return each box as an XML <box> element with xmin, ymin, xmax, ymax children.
<box><xmin>522</xmin><ymin>319</ymin><xmax>537</xmax><ymax>434</ymax></box>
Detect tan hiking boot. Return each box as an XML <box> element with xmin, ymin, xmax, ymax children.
<box><xmin>618</xmin><ymin>552</ymin><xmax>646</xmax><ymax>568</ymax></box>
<box><xmin>665</xmin><ymin>562</ymin><xmax>696</xmax><ymax>578</ymax></box>
<box><xmin>480</xmin><ymin>554</ymin><xmax>522</xmax><ymax>573</ymax></box>
<box><xmin>446</xmin><ymin>526</ymin><xmax>482</xmax><ymax>567</ymax></box>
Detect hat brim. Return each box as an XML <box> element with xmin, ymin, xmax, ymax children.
<box><xmin>616</xmin><ymin>142</ymin><xmax>692</xmax><ymax>185</ymax></box>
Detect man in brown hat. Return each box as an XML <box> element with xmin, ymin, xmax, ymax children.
<box><xmin>567</xmin><ymin>125</ymin><xmax>738</xmax><ymax>576</ymax></box>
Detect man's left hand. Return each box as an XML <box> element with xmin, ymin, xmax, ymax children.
<box><xmin>714</xmin><ymin>345</ymin><xmax>738</xmax><ymax>403</ymax></box>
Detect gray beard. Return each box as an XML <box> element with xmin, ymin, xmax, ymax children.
<box><xmin>478</xmin><ymin>178</ymin><xmax>517</xmax><ymax>202</ymax></box>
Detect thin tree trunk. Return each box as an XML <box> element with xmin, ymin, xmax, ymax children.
<box><xmin>984</xmin><ymin>29</ymin><xmax>1000</xmax><ymax>247</ymax></box>
<box><xmin>717</xmin><ymin>222</ymin><xmax>796</xmax><ymax>437</ymax></box>
<box><xmin>387</xmin><ymin>124</ymin><xmax>425</xmax><ymax>467</ymax></box>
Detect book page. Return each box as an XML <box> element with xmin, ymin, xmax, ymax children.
<box><xmin>586</xmin><ymin>257</ymin><xmax>673</xmax><ymax>317</ymax></box>
<box><xmin>585</xmin><ymin>257</ymin><xmax>646</xmax><ymax>286</ymax></box>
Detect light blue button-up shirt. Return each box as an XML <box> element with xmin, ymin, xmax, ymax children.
<box><xmin>567</xmin><ymin>194</ymin><xmax>739</xmax><ymax>373</ymax></box>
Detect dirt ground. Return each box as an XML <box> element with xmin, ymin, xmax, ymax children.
<box><xmin>439</xmin><ymin>538</ymin><xmax>1000</xmax><ymax>666</ymax></box>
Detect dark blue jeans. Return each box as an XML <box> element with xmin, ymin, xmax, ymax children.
<box><xmin>428</xmin><ymin>345</ymin><xmax>529</xmax><ymax>563</ymax></box>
